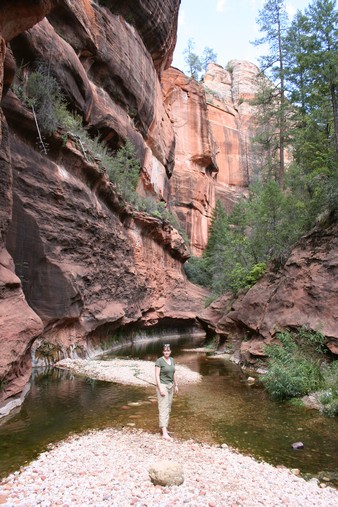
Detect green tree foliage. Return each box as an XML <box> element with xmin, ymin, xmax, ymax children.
<box><xmin>252</xmin><ymin>0</ymin><xmax>289</xmax><ymax>189</ymax></box>
<box><xmin>183</xmin><ymin>39</ymin><xmax>202</xmax><ymax>80</ymax></box>
<box><xmin>201</xmin><ymin>47</ymin><xmax>218</xmax><ymax>72</ymax></box>
<box><xmin>252</xmin><ymin>0</ymin><xmax>338</xmax><ymax>194</ymax></box>
<box><xmin>283</xmin><ymin>0</ymin><xmax>338</xmax><ymax>224</ymax></box>
<box><xmin>181</xmin><ymin>1</ymin><xmax>338</xmax><ymax>300</ymax></box>
<box><xmin>306</xmin><ymin>0</ymin><xmax>338</xmax><ymax>154</ymax></box>
<box><xmin>185</xmin><ymin>197</ymin><xmax>266</xmax><ymax>296</ymax></box>
<box><xmin>284</xmin><ymin>0</ymin><xmax>338</xmax><ymax>171</ymax></box>
<box><xmin>250</xmin><ymin>74</ymin><xmax>282</xmax><ymax>183</ymax></box>
<box><xmin>283</xmin><ymin>11</ymin><xmax>313</xmax><ymax>113</ymax></box>
<box><xmin>185</xmin><ymin>177</ymin><xmax>314</xmax><ymax>297</ymax></box>
<box><xmin>183</xmin><ymin>38</ymin><xmax>217</xmax><ymax>80</ymax></box>
<box><xmin>242</xmin><ymin>180</ymin><xmax>308</xmax><ymax>263</ymax></box>
<box><xmin>184</xmin><ymin>256</ymin><xmax>210</xmax><ymax>288</ymax></box>
<box><xmin>204</xmin><ymin>199</ymin><xmax>229</xmax><ymax>259</ymax></box>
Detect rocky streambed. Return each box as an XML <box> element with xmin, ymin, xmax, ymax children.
<box><xmin>0</xmin><ymin>427</ymin><xmax>337</xmax><ymax>507</ymax></box>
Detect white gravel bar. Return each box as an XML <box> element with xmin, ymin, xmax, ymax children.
<box><xmin>1</xmin><ymin>428</ymin><xmax>337</xmax><ymax>507</ymax></box>
<box><xmin>56</xmin><ymin>358</ymin><xmax>202</xmax><ymax>386</ymax></box>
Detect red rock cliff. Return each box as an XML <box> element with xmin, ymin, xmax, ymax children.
<box><xmin>0</xmin><ymin>0</ymin><xmax>210</xmax><ymax>413</ymax></box>
<box><xmin>204</xmin><ymin>61</ymin><xmax>260</xmax><ymax>209</ymax></box>
<box><xmin>162</xmin><ymin>68</ymin><xmax>218</xmax><ymax>256</ymax></box>
<box><xmin>162</xmin><ymin>61</ymin><xmax>262</xmax><ymax>255</ymax></box>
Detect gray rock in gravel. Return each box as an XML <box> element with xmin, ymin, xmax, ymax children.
<box><xmin>148</xmin><ymin>460</ymin><xmax>184</xmax><ymax>486</ymax></box>
<box><xmin>291</xmin><ymin>442</ymin><xmax>304</xmax><ymax>449</ymax></box>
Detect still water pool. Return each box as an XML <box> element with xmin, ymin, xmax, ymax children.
<box><xmin>0</xmin><ymin>335</ymin><xmax>337</xmax><ymax>484</ymax></box>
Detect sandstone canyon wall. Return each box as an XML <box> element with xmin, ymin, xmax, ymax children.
<box><xmin>204</xmin><ymin>61</ymin><xmax>261</xmax><ymax>210</ymax></box>
<box><xmin>0</xmin><ymin>0</ymin><xmax>212</xmax><ymax>413</ymax></box>
<box><xmin>161</xmin><ymin>61</ymin><xmax>262</xmax><ymax>255</ymax></box>
<box><xmin>161</xmin><ymin>68</ymin><xmax>218</xmax><ymax>257</ymax></box>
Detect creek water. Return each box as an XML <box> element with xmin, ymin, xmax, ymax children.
<box><xmin>0</xmin><ymin>334</ymin><xmax>337</xmax><ymax>485</ymax></box>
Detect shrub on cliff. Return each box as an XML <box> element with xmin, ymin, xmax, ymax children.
<box><xmin>105</xmin><ymin>141</ymin><xmax>140</xmax><ymax>200</ymax></box>
<box><xmin>25</xmin><ymin>68</ymin><xmax>66</xmax><ymax>136</ymax></box>
<box><xmin>13</xmin><ymin>67</ymin><xmax>184</xmax><ymax>233</ymax></box>
<box><xmin>13</xmin><ymin>63</ymin><xmax>71</xmax><ymax>153</ymax></box>
<box><xmin>97</xmin><ymin>143</ymin><xmax>186</xmax><ymax>236</ymax></box>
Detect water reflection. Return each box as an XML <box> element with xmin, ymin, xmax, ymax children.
<box><xmin>0</xmin><ymin>368</ymin><xmax>153</xmax><ymax>478</ymax></box>
<box><xmin>0</xmin><ymin>335</ymin><xmax>337</xmax><ymax>486</ymax></box>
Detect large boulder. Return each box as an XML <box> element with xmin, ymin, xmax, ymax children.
<box><xmin>148</xmin><ymin>460</ymin><xmax>184</xmax><ymax>486</ymax></box>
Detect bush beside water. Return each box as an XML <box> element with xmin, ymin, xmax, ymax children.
<box><xmin>319</xmin><ymin>362</ymin><xmax>338</xmax><ymax>417</ymax></box>
<box><xmin>261</xmin><ymin>328</ymin><xmax>338</xmax><ymax>416</ymax></box>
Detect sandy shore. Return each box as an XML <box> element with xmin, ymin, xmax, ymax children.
<box><xmin>1</xmin><ymin>428</ymin><xmax>337</xmax><ymax>507</ymax></box>
<box><xmin>56</xmin><ymin>357</ymin><xmax>202</xmax><ymax>387</ymax></box>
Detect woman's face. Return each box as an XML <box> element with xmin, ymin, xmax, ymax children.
<box><xmin>163</xmin><ymin>345</ymin><xmax>171</xmax><ymax>357</ymax></box>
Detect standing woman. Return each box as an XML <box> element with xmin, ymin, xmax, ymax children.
<box><xmin>155</xmin><ymin>343</ymin><xmax>179</xmax><ymax>440</ymax></box>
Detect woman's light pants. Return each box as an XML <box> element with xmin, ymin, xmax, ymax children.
<box><xmin>156</xmin><ymin>383</ymin><xmax>173</xmax><ymax>428</ymax></box>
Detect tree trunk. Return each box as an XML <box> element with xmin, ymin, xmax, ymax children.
<box><xmin>330</xmin><ymin>82</ymin><xmax>338</xmax><ymax>154</ymax></box>
<box><xmin>277</xmin><ymin>15</ymin><xmax>285</xmax><ymax>190</ymax></box>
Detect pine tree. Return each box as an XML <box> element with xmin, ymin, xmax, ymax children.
<box><xmin>201</xmin><ymin>47</ymin><xmax>218</xmax><ymax>72</ymax></box>
<box><xmin>284</xmin><ymin>11</ymin><xmax>313</xmax><ymax>114</ymax></box>
<box><xmin>306</xmin><ymin>0</ymin><xmax>338</xmax><ymax>154</ymax></box>
<box><xmin>183</xmin><ymin>39</ymin><xmax>202</xmax><ymax>80</ymax></box>
<box><xmin>183</xmin><ymin>39</ymin><xmax>217</xmax><ymax>80</ymax></box>
<box><xmin>252</xmin><ymin>0</ymin><xmax>289</xmax><ymax>189</ymax></box>
<box><xmin>283</xmin><ymin>0</ymin><xmax>338</xmax><ymax>178</ymax></box>
<box><xmin>204</xmin><ymin>199</ymin><xmax>229</xmax><ymax>259</ymax></box>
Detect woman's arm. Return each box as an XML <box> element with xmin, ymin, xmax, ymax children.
<box><xmin>155</xmin><ymin>365</ymin><xmax>165</xmax><ymax>396</ymax></box>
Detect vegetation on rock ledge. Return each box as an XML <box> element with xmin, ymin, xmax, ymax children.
<box><xmin>12</xmin><ymin>64</ymin><xmax>184</xmax><ymax>239</ymax></box>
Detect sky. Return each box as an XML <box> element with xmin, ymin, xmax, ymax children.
<box><xmin>172</xmin><ymin>0</ymin><xmax>312</xmax><ymax>73</ymax></box>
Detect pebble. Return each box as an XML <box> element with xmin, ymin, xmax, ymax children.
<box><xmin>0</xmin><ymin>428</ymin><xmax>337</xmax><ymax>507</ymax></box>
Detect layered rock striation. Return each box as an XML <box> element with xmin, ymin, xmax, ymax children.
<box><xmin>204</xmin><ymin>61</ymin><xmax>261</xmax><ymax>211</ymax></box>
<box><xmin>161</xmin><ymin>68</ymin><xmax>218</xmax><ymax>256</ymax></box>
<box><xmin>162</xmin><ymin>61</ymin><xmax>262</xmax><ymax>255</ymax></box>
